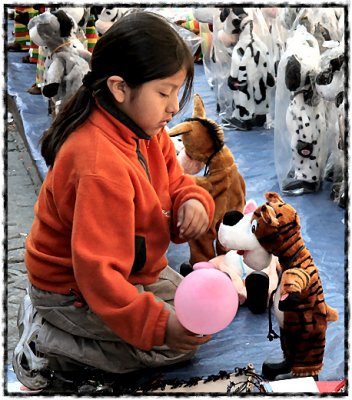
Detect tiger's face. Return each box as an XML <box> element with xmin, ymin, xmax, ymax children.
<box><xmin>251</xmin><ymin>193</ymin><xmax>300</xmax><ymax>256</ymax></box>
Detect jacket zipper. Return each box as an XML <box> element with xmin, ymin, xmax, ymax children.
<box><xmin>135</xmin><ymin>139</ymin><xmax>151</xmax><ymax>182</ymax></box>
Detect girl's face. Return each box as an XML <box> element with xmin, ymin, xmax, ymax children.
<box><xmin>112</xmin><ymin>68</ymin><xmax>187</xmax><ymax>137</ymax></box>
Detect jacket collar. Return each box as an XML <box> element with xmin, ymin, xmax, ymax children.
<box><xmin>96</xmin><ymin>94</ymin><xmax>151</xmax><ymax>141</ymax></box>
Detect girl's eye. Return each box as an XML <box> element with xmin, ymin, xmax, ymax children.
<box><xmin>160</xmin><ymin>92</ymin><xmax>169</xmax><ymax>98</ymax></box>
<box><xmin>251</xmin><ymin>220</ymin><xmax>258</xmax><ymax>233</ymax></box>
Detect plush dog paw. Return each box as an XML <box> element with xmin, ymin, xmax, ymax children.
<box><xmin>245</xmin><ymin>271</ymin><xmax>269</xmax><ymax>314</ymax></box>
<box><xmin>179</xmin><ymin>262</ymin><xmax>193</xmax><ymax>277</ymax></box>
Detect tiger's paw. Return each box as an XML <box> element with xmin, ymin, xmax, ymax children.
<box><xmin>278</xmin><ymin>292</ymin><xmax>300</xmax><ymax>311</ymax></box>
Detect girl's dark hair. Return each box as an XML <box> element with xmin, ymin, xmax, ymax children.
<box><xmin>41</xmin><ymin>11</ymin><xmax>194</xmax><ymax>167</ymax></box>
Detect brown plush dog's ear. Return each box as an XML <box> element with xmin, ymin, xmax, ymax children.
<box><xmin>192</xmin><ymin>94</ymin><xmax>206</xmax><ymax>119</ymax></box>
<box><xmin>168</xmin><ymin>122</ymin><xmax>193</xmax><ymax>137</ymax></box>
<box><xmin>260</xmin><ymin>204</ymin><xmax>279</xmax><ymax>227</ymax></box>
<box><xmin>265</xmin><ymin>191</ymin><xmax>284</xmax><ymax>204</ymax></box>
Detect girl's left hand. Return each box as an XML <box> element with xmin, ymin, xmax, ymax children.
<box><xmin>177</xmin><ymin>199</ymin><xmax>209</xmax><ymax>240</ymax></box>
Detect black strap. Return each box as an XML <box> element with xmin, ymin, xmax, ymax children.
<box><xmin>267</xmin><ymin>288</ymin><xmax>280</xmax><ymax>341</ymax></box>
<box><xmin>203</xmin><ymin>151</ymin><xmax>218</xmax><ymax>176</ymax></box>
<box><xmin>279</xmin><ymin>245</ymin><xmax>305</xmax><ymax>269</ymax></box>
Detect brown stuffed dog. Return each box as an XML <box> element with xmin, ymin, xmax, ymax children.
<box><xmin>169</xmin><ymin>94</ymin><xmax>246</xmax><ymax>265</ymax></box>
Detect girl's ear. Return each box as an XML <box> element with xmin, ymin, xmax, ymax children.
<box><xmin>106</xmin><ymin>76</ymin><xmax>126</xmax><ymax>103</ymax></box>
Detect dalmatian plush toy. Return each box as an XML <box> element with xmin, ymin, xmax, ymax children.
<box><xmin>315</xmin><ymin>39</ymin><xmax>345</xmax><ymax>206</ymax></box>
<box><xmin>275</xmin><ymin>25</ymin><xmax>327</xmax><ymax>195</ymax></box>
<box><xmin>224</xmin><ymin>8</ymin><xmax>275</xmax><ymax>130</ymax></box>
<box><xmin>94</xmin><ymin>7</ymin><xmax>129</xmax><ymax>36</ymax></box>
<box><xmin>217</xmin><ymin>7</ymin><xmax>240</xmax><ymax>50</ymax></box>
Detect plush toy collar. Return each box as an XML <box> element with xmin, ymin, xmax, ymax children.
<box><xmin>278</xmin><ymin>244</ymin><xmax>305</xmax><ymax>269</ymax></box>
<box><xmin>51</xmin><ymin>41</ymin><xmax>71</xmax><ymax>55</ymax></box>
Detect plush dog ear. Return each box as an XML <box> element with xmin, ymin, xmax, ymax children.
<box><xmin>51</xmin><ymin>10</ymin><xmax>74</xmax><ymax>37</ymax></box>
<box><xmin>192</xmin><ymin>94</ymin><xmax>206</xmax><ymax>119</ymax></box>
<box><xmin>168</xmin><ymin>122</ymin><xmax>193</xmax><ymax>137</ymax></box>
<box><xmin>260</xmin><ymin>204</ymin><xmax>279</xmax><ymax>227</ymax></box>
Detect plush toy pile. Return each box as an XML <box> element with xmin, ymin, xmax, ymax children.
<box><xmin>272</xmin><ymin>8</ymin><xmax>345</xmax><ymax>196</ymax></box>
<box><xmin>218</xmin><ymin>192</ymin><xmax>339</xmax><ymax>379</ymax></box>
<box><xmin>188</xmin><ymin>7</ymin><xmax>345</xmax><ymax>203</ymax></box>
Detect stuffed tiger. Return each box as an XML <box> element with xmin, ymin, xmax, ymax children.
<box><xmin>218</xmin><ymin>191</ymin><xmax>338</xmax><ymax>378</ymax></box>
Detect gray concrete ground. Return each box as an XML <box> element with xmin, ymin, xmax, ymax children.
<box><xmin>6</xmin><ymin>117</ymin><xmax>42</xmax><ymax>364</ymax></box>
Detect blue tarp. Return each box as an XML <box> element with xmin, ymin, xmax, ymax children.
<box><xmin>6</xmin><ymin>24</ymin><xmax>346</xmax><ymax>382</ymax></box>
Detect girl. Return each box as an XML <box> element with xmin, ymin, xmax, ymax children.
<box><xmin>13</xmin><ymin>11</ymin><xmax>215</xmax><ymax>390</ymax></box>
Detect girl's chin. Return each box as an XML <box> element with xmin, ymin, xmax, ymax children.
<box><xmin>149</xmin><ymin>128</ymin><xmax>163</xmax><ymax>137</ymax></box>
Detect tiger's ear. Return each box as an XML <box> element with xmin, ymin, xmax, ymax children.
<box><xmin>260</xmin><ymin>204</ymin><xmax>279</xmax><ymax>227</ymax></box>
<box><xmin>265</xmin><ymin>191</ymin><xmax>284</xmax><ymax>204</ymax></box>
<box><xmin>192</xmin><ymin>94</ymin><xmax>206</xmax><ymax>118</ymax></box>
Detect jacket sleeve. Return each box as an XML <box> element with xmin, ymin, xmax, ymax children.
<box><xmin>70</xmin><ymin>174</ymin><xmax>169</xmax><ymax>351</ymax></box>
<box><xmin>159</xmin><ymin>130</ymin><xmax>215</xmax><ymax>243</ymax></box>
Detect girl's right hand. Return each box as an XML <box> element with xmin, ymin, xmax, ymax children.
<box><xmin>165</xmin><ymin>313</ymin><xmax>212</xmax><ymax>352</ymax></box>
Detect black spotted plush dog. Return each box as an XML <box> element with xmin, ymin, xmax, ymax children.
<box><xmin>222</xmin><ymin>8</ymin><xmax>275</xmax><ymax>130</ymax></box>
<box><xmin>279</xmin><ymin>25</ymin><xmax>327</xmax><ymax>194</ymax></box>
<box><xmin>315</xmin><ymin>40</ymin><xmax>345</xmax><ymax>207</ymax></box>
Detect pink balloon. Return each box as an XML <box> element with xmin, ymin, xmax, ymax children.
<box><xmin>174</xmin><ymin>269</ymin><xmax>238</xmax><ymax>335</ymax></box>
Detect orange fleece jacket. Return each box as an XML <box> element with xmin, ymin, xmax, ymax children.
<box><xmin>25</xmin><ymin>103</ymin><xmax>215</xmax><ymax>351</ymax></box>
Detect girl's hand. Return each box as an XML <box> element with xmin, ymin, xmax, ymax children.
<box><xmin>177</xmin><ymin>199</ymin><xmax>209</xmax><ymax>240</ymax></box>
<box><xmin>165</xmin><ymin>313</ymin><xmax>212</xmax><ymax>352</ymax></box>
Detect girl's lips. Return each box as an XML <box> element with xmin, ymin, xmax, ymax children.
<box><xmin>237</xmin><ymin>250</ymin><xmax>245</xmax><ymax>256</ymax></box>
<box><xmin>161</xmin><ymin>119</ymin><xmax>171</xmax><ymax>127</ymax></box>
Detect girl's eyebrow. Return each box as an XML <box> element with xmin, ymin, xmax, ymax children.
<box><xmin>159</xmin><ymin>82</ymin><xmax>180</xmax><ymax>89</ymax></box>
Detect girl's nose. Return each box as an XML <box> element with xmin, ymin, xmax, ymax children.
<box><xmin>167</xmin><ymin>94</ymin><xmax>180</xmax><ymax>115</ymax></box>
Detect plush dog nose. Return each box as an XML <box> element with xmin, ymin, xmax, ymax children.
<box><xmin>222</xmin><ymin>210</ymin><xmax>243</xmax><ymax>226</ymax></box>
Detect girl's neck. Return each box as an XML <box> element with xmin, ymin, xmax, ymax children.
<box><xmin>97</xmin><ymin>94</ymin><xmax>151</xmax><ymax>141</ymax></box>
